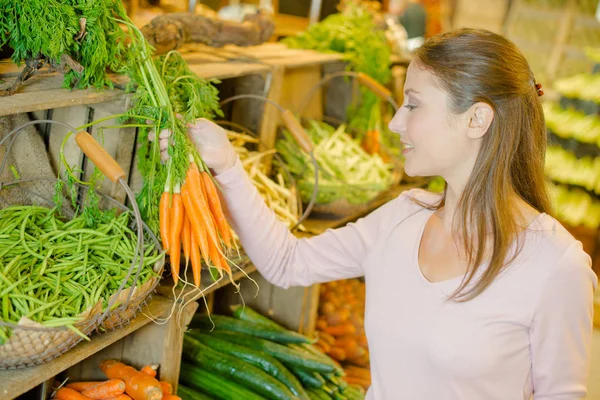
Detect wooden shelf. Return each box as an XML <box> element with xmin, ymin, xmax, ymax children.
<box><xmin>0</xmin><ymin>44</ymin><xmax>342</xmax><ymax>117</ymax></box>
<box><xmin>0</xmin><ymin>296</ymin><xmax>174</xmax><ymax>400</ymax></box>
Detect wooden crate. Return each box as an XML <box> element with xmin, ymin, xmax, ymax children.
<box><xmin>0</xmin><ymin>43</ymin><xmax>344</xmax><ymax>400</ymax></box>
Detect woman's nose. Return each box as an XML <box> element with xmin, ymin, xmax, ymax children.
<box><xmin>388</xmin><ymin>107</ymin><xmax>406</xmax><ymax>135</ymax></box>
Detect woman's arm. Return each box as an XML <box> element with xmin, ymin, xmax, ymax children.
<box><xmin>530</xmin><ymin>242</ymin><xmax>597</xmax><ymax>399</ymax></box>
<box><xmin>215</xmin><ymin>158</ymin><xmax>404</xmax><ymax>288</ymax></box>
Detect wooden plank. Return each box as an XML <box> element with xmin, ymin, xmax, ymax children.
<box><xmin>120</xmin><ymin>301</ymin><xmax>198</xmax><ymax>391</ymax></box>
<box><xmin>258</xmin><ymin>65</ymin><xmax>284</xmax><ymax>171</ymax></box>
<box><xmin>0</xmin><ymin>85</ymin><xmax>127</xmax><ymax>118</ymax></box>
<box><xmin>0</xmin><ymin>296</ymin><xmax>174</xmax><ymax>400</ymax></box>
<box><xmin>48</xmin><ymin>106</ymin><xmax>89</xmax><ymax>182</ymax></box>
<box><xmin>279</xmin><ymin>65</ymin><xmax>323</xmax><ymax>121</ymax></box>
<box><xmin>188</xmin><ymin>63</ymin><xmax>270</xmax><ymax>80</ymax></box>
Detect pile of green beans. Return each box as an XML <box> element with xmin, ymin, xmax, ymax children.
<box><xmin>0</xmin><ymin>205</ymin><xmax>163</xmax><ymax>344</ymax></box>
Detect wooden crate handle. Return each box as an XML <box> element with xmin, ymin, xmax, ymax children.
<box><xmin>75</xmin><ymin>131</ymin><xmax>126</xmax><ymax>183</ymax></box>
<box><xmin>281</xmin><ymin>109</ymin><xmax>314</xmax><ymax>153</ymax></box>
<box><xmin>356</xmin><ymin>72</ymin><xmax>392</xmax><ymax>100</ymax></box>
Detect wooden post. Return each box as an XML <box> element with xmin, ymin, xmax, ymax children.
<box><xmin>258</xmin><ymin>66</ymin><xmax>285</xmax><ymax>173</ymax></box>
<box><xmin>546</xmin><ymin>0</ymin><xmax>576</xmax><ymax>84</ymax></box>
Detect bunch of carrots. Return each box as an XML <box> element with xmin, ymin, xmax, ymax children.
<box><xmin>159</xmin><ymin>160</ymin><xmax>234</xmax><ymax>288</ymax></box>
<box><xmin>54</xmin><ymin>361</ymin><xmax>179</xmax><ymax>400</ymax></box>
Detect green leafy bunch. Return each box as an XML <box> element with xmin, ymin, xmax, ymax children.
<box><xmin>122</xmin><ymin>48</ymin><xmax>222</xmax><ymax>233</ymax></box>
<box><xmin>283</xmin><ymin>4</ymin><xmax>391</xmax><ymax>132</ymax></box>
<box><xmin>0</xmin><ymin>0</ymin><xmax>130</xmax><ymax>89</ymax></box>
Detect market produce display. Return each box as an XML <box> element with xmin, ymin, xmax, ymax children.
<box><xmin>543</xmin><ymin>102</ymin><xmax>600</xmax><ymax>148</ymax></box>
<box><xmin>277</xmin><ymin>120</ymin><xmax>394</xmax><ymax>205</ymax></box>
<box><xmin>0</xmin><ymin>208</ymin><xmax>161</xmax><ymax>343</ymax></box>
<box><xmin>227</xmin><ymin>129</ymin><xmax>302</xmax><ymax>229</ymax></box>
<box><xmin>180</xmin><ymin>306</ymin><xmax>366</xmax><ymax>399</ymax></box>
<box><xmin>549</xmin><ymin>183</ymin><xmax>600</xmax><ymax>229</ymax></box>
<box><xmin>315</xmin><ymin>279</ymin><xmax>371</xmax><ymax>391</ymax></box>
<box><xmin>543</xmin><ymin>62</ymin><xmax>600</xmax><ymax>230</ymax></box>
<box><xmin>546</xmin><ymin>146</ymin><xmax>600</xmax><ymax>195</ymax></box>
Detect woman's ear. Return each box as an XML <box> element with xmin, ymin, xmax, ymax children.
<box><xmin>466</xmin><ymin>102</ymin><xmax>494</xmax><ymax>139</ymax></box>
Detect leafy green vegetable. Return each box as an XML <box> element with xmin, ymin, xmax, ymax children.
<box><xmin>283</xmin><ymin>4</ymin><xmax>391</xmax><ymax>133</ymax></box>
<box><xmin>0</xmin><ymin>0</ymin><xmax>129</xmax><ymax>89</ymax></box>
<box><xmin>277</xmin><ymin>120</ymin><xmax>393</xmax><ymax>204</ymax></box>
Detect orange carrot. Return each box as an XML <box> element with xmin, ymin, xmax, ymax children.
<box><xmin>159</xmin><ymin>192</ymin><xmax>171</xmax><ymax>254</ymax></box>
<box><xmin>186</xmin><ymin>164</ymin><xmax>220</xmax><ymax>251</ymax></box>
<box><xmin>81</xmin><ymin>379</ymin><xmax>126</xmax><ymax>399</ymax></box>
<box><xmin>99</xmin><ymin>360</ymin><xmax>162</xmax><ymax>400</ymax></box>
<box><xmin>169</xmin><ymin>193</ymin><xmax>184</xmax><ymax>284</ymax></box>
<box><xmin>343</xmin><ymin>376</ymin><xmax>371</xmax><ymax>390</ymax></box>
<box><xmin>159</xmin><ymin>381</ymin><xmax>173</xmax><ymax>395</ymax></box>
<box><xmin>66</xmin><ymin>382</ymin><xmax>103</xmax><ymax>392</ymax></box>
<box><xmin>326</xmin><ymin>346</ymin><xmax>347</xmax><ymax>361</ymax></box>
<box><xmin>181</xmin><ymin>180</ymin><xmax>209</xmax><ymax>266</ymax></box>
<box><xmin>200</xmin><ymin>171</ymin><xmax>232</xmax><ymax>248</ymax></box>
<box><xmin>345</xmin><ymin>366</ymin><xmax>371</xmax><ymax>381</ymax></box>
<box><xmin>140</xmin><ymin>365</ymin><xmax>158</xmax><ymax>378</ymax></box>
<box><xmin>181</xmin><ymin>215</ymin><xmax>192</xmax><ymax>267</ymax></box>
<box><xmin>55</xmin><ymin>388</ymin><xmax>94</xmax><ymax>400</ymax></box>
<box><xmin>161</xmin><ymin>396</ymin><xmax>181</xmax><ymax>400</ymax></box>
<box><xmin>324</xmin><ymin>322</ymin><xmax>356</xmax><ymax>336</ymax></box>
<box><xmin>102</xmin><ymin>395</ymin><xmax>132</xmax><ymax>400</ymax></box>
<box><xmin>189</xmin><ymin>227</ymin><xmax>202</xmax><ymax>287</ymax></box>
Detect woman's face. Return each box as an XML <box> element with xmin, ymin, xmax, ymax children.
<box><xmin>388</xmin><ymin>61</ymin><xmax>481</xmax><ymax>183</ymax></box>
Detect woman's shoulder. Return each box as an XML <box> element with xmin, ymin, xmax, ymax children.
<box><xmin>523</xmin><ymin>213</ymin><xmax>595</xmax><ymax>280</ymax></box>
<box><xmin>395</xmin><ymin>188</ymin><xmax>442</xmax><ymax>210</ymax></box>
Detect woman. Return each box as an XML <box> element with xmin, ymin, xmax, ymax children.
<box><xmin>155</xmin><ymin>29</ymin><xmax>597</xmax><ymax>399</ymax></box>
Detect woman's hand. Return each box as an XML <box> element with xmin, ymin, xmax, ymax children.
<box><xmin>149</xmin><ymin>118</ymin><xmax>238</xmax><ymax>175</ymax></box>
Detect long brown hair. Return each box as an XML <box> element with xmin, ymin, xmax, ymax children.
<box><xmin>414</xmin><ymin>28</ymin><xmax>552</xmax><ymax>301</ymax></box>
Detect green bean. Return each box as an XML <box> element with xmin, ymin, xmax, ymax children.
<box><xmin>0</xmin><ymin>277</ymin><xmax>27</xmax><ymax>298</ymax></box>
<box><xmin>10</xmin><ymin>297</ymin><xmax>29</xmax><ymax>316</ymax></box>
<box><xmin>26</xmin><ymin>299</ymin><xmax>62</xmax><ymax>319</ymax></box>
<box><xmin>2</xmin><ymin>294</ymin><xmax>10</xmax><ymax>321</ymax></box>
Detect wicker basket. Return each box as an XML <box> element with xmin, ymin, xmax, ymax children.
<box><xmin>0</xmin><ymin>119</ymin><xmax>164</xmax><ymax>368</ymax></box>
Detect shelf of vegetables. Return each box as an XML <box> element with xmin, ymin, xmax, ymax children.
<box><xmin>1</xmin><ymin>296</ymin><xmax>174</xmax><ymax>400</ymax></box>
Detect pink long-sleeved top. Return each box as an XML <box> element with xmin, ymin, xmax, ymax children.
<box><xmin>216</xmin><ymin>159</ymin><xmax>597</xmax><ymax>400</ymax></box>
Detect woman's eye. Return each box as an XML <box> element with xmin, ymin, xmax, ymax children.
<box><xmin>404</xmin><ymin>105</ymin><xmax>417</xmax><ymax>111</ymax></box>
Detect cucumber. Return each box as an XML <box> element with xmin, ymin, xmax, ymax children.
<box><xmin>189</xmin><ymin>331</ymin><xmax>309</xmax><ymax>400</ymax></box>
<box><xmin>324</xmin><ymin>374</ymin><xmax>346</xmax><ymax>389</ymax></box>
<box><xmin>307</xmin><ymin>388</ymin><xmax>333</xmax><ymax>400</ymax></box>
<box><xmin>209</xmin><ymin>331</ymin><xmax>335</xmax><ymax>374</ymax></box>
<box><xmin>177</xmin><ymin>384</ymin><xmax>216</xmax><ymax>399</ymax></box>
<box><xmin>341</xmin><ymin>385</ymin><xmax>365</xmax><ymax>400</ymax></box>
<box><xmin>183</xmin><ymin>335</ymin><xmax>297</xmax><ymax>400</ymax></box>
<box><xmin>191</xmin><ymin>314</ymin><xmax>311</xmax><ymax>344</ymax></box>
<box><xmin>287</xmin><ymin>366</ymin><xmax>326</xmax><ymax>389</ymax></box>
<box><xmin>179</xmin><ymin>362</ymin><xmax>266</xmax><ymax>400</ymax></box>
<box><xmin>292</xmin><ymin>343</ymin><xmax>343</xmax><ymax>375</ymax></box>
<box><xmin>231</xmin><ymin>305</ymin><xmax>285</xmax><ymax>330</ymax></box>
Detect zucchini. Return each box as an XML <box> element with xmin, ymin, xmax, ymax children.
<box><xmin>191</xmin><ymin>314</ymin><xmax>311</xmax><ymax>344</ymax></box>
<box><xmin>209</xmin><ymin>331</ymin><xmax>335</xmax><ymax>374</ymax></box>
<box><xmin>179</xmin><ymin>362</ymin><xmax>266</xmax><ymax>400</ymax></box>
<box><xmin>324</xmin><ymin>374</ymin><xmax>346</xmax><ymax>389</ymax></box>
<box><xmin>177</xmin><ymin>384</ymin><xmax>216</xmax><ymax>399</ymax></box>
<box><xmin>287</xmin><ymin>366</ymin><xmax>326</xmax><ymax>389</ymax></box>
<box><xmin>189</xmin><ymin>331</ymin><xmax>309</xmax><ymax>400</ymax></box>
<box><xmin>307</xmin><ymin>388</ymin><xmax>333</xmax><ymax>400</ymax></box>
<box><xmin>183</xmin><ymin>335</ymin><xmax>296</xmax><ymax>400</ymax></box>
